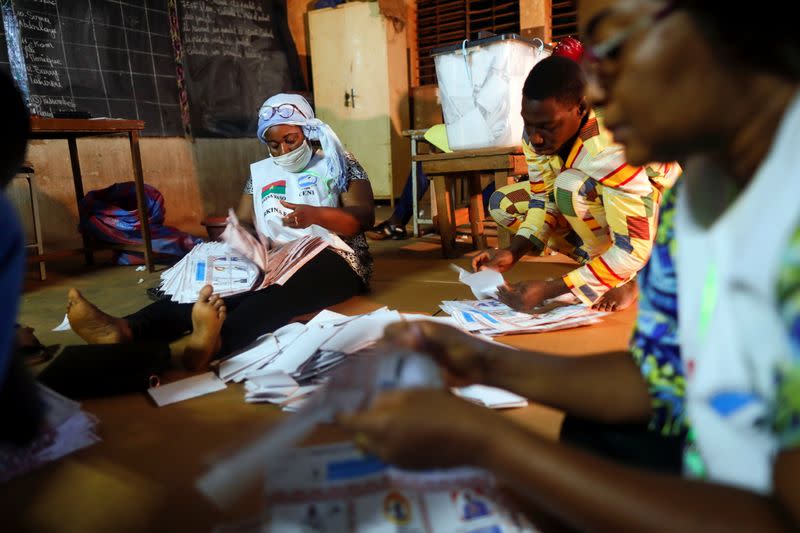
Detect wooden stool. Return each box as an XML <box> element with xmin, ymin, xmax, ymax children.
<box><xmin>14</xmin><ymin>164</ymin><xmax>46</xmax><ymax>280</ymax></box>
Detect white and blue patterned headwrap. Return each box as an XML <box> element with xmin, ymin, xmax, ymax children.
<box><xmin>257</xmin><ymin>93</ymin><xmax>348</xmax><ymax>194</ymax></box>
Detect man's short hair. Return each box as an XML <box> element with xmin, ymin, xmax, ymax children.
<box><xmin>0</xmin><ymin>71</ymin><xmax>30</xmax><ymax>189</ymax></box>
<box><xmin>522</xmin><ymin>55</ymin><xmax>586</xmax><ymax>106</ymax></box>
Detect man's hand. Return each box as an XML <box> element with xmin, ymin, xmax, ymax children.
<box><xmin>383</xmin><ymin>321</ymin><xmax>495</xmax><ymax>387</ymax></box>
<box><xmin>498</xmin><ymin>280</ymin><xmax>551</xmax><ymax>312</ymax></box>
<box><xmin>280</xmin><ymin>200</ymin><xmax>320</xmax><ymax>229</ymax></box>
<box><xmin>472</xmin><ymin>248</ymin><xmax>516</xmax><ymax>273</ymax></box>
<box><xmin>338</xmin><ymin>389</ymin><xmax>499</xmax><ymax>470</ymax></box>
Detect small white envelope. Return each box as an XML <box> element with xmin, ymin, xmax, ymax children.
<box><xmin>148</xmin><ymin>372</ymin><xmax>227</xmax><ymax>407</ymax></box>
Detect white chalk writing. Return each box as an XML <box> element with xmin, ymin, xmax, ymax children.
<box><xmin>181</xmin><ymin>0</ymin><xmax>274</xmax><ymax>58</ymax></box>
<box><xmin>16</xmin><ymin>10</ymin><xmax>57</xmax><ymax>38</ymax></box>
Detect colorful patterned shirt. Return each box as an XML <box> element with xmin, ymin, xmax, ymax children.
<box><xmin>774</xmin><ymin>225</ymin><xmax>800</xmax><ymax>449</ymax></box>
<box><xmin>520</xmin><ymin>109</ymin><xmax>681</xmax><ymax>305</ymax></box>
<box><xmin>629</xmin><ymin>185</ymin><xmax>685</xmax><ymax>436</ymax></box>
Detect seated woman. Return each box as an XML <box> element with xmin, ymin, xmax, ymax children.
<box><xmin>65</xmin><ymin>93</ymin><xmax>375</xmax><ymax>371</ymax></box>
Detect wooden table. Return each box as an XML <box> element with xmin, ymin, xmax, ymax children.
<box><xmin>29</xmin><ymin>117</ymin><xmax>155</xmax><ymax>272</ymax></box>
<box><xmin>414</xmin><ymin>146</ymin><xmax>527</xmax><ymax>258</ymax></box>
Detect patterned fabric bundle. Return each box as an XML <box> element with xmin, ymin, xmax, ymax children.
<box><xmin>79</xmin><ymin>182</ymin><xmax>201</xmax><ymax>265</ymax></box>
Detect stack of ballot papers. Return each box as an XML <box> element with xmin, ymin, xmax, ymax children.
<box><xmin>159</xmin><ymin>242</ymin><xmax>260</xmax><ymax>303</ymax></box>
<box><xmin>440</xmin><ymin>297</ymin><xmax>607</xmax><ymax>336</ymax></box>
<box><xmin>215</xmin><ymin>442</ymin><xmax>539</xmax><ymax>532</ymax></box>
<box><xmin>0</xmin><ymin>385</ymin><xmax>100</xmax><ymax>482</ymax></box>
<box><xmin>159</xmin><ymin>208</ymin><xmax>338</xmax><ymax>303</ymax></box>
<box><xmin>449</xmin><ymin>263</ymin><xmax>607</xmax><ymax>335</ymax></box>
<box><xmin>158</xmin><ymin>236</ymin><xmax>328</xmax><ymax>304</ymax></box>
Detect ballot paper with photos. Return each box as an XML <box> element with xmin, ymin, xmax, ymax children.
<box><xmin>214</xmin><ymin>442</ymin><xmax>539</xmax><ymax>533</ymax></box>
<box><xmin>158</xmin><ymin>242</ymin><xmax>261</xmax><ymax>303</ymax></box>
<box><xmin>198</xmin><ymin>350</ymin><xmax>445</xmax><ymax>508</ymax></box>
<box><xmin>0</xmin><ymin>385</ymin><xmax>100</xmax><ymax>482</ymax></box>
<box><xmin>158</xmin><ymin>211</ymin><xmax>332</xmax><ymax>303</ymax></box>
<box><xmin>440</xmin><ymin>297</ymin><xmax>607</xmax><ymax>336</ymax></box>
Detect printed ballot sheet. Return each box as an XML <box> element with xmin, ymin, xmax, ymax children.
<box><xmin>215</xmin><ymin>443</ymin><xmax>539</xmax><ymax>532</ymax></box>
<box><xmin>158</xmin><ymin>211</ymin><xmax>330</xmax><ymax>303</ymax></box>
<box><xmin>440</xmin><ymin>297</ymin><xmax>607</xmax><ymax>336</ymax></box>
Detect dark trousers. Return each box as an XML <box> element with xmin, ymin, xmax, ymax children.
<box><xmin>39</xmin><ymin>249</ymin><xmax>363</xmax><ymax>398</ymax></box>
<box><xmin>38</xmin><ymin>341</ymin><xmax>172</xmax><ymax>398</ymax></box>
<box><xmin>560</xmin><ymin>416</ymin><xmax>686</xmax><ymax>474</ymax></box>
<box><xmin>126</xmin><ymin>248</ymin><xmax>364</xmax><ymax>356</ymax></box>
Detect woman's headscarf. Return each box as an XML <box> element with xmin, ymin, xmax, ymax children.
<box><xmin>257</xmin><ymin>93</ymin><xmax>349</xmax><ymax>194</ymax></box>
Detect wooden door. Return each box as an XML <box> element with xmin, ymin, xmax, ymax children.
<box><xmin>309</xmin><ymin>3</ymin><xmax>395</xmax><ymax>200</ymax></box>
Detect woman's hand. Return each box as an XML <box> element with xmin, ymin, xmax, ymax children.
<box><xmin>280</xmin><ymin>200</ymin><xmax>320</xmax><ymax>229</ymax></box>
<box><xmin>338</xmin><ymin>389</ymin><xmax>499</xmax><ymax>470</ymax></box>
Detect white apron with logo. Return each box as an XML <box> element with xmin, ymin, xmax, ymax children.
<box><xmin>249</xmin><ymin>150</ymin><xmax>350</xmax><ymax>250</ymax></box>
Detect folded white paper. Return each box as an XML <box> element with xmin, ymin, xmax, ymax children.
<box><xmin>269</xmin><ymin>325</ymin><xmax>337</xmax><ymax>374</ymax></box>
<box><xmin>451</xmin><ymin>264</ymin><xmax>505</xmax><ymax>300</ymax></box>
<box><xmin>245</xmin><ymin>371</ymin><xmax>298</xmax><ymax>390</ymax></box>
<box><xmin>454</xmin><ymin>385</ymin><xmax>528</xmax><ymax>409</ymax></box>
<box><xmin>218</xmin><ymin>335</ymin><xmax>280</xmax><ymax>382</ymax></box>
<box><xmin>52</xmin><ymin>314</ymin><xmax>71</xmax><ymax>332</ymax></box>
<box><xmin>148</xmin><ymin>372</ymin><xmax>227</xmax><ymax>407</ymax></box>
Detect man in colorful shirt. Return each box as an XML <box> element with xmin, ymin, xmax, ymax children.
<box><xmin>473</xmin><ymin>56</ymin><xmax>680</xmax><ymax>312</ymax></box>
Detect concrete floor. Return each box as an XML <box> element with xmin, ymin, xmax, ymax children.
<box><xmin>9</xmin><ymin>216</ymin><xmax>642</xmax><ymax>533</ymax></box>
<box><xmin>20</xmin><ymin>215</ymin><xmax>637</xmax><ymax>358</ymax></box>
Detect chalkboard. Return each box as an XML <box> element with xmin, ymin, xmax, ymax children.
<box><xmin>178</xmin><ymin>0</ymin><xmax>305</xmax><ymax>137</ymax></box>
<box><xmin>8</xmin><ymin>0</ymin><xmax>183</xmax><ymax>136</ymax></box>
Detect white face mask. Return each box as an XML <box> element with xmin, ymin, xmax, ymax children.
<box><xmin>271</xmin><ymin>141</ymin><xmax>313</xmax><ymax>173</ymax></box>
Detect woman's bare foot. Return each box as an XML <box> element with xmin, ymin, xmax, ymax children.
<box><xmin>592</xmin><ymin>280</ymin><xmax>639</xmax><ymax>312</ymax></box>
<box><xmin>67</xmin><ymin>288</ymin><xmax>132</xmax><ymax>344</ymax></box>
<box><xmin>171</xmin><ymin>285</ymin><xmax>227</xmax><ymax>371</ymax></box>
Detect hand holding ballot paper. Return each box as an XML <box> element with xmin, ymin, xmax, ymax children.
<box><xmin>198</xmin><ymin>349</ymin><xmax>445</xmax><ymax>507</ymax></box>
<box><xmin>157</xmin><ymin>210</ymin><xmax>341</xmax><ymax>303</ymax></box>
<box><xmin>448</xmin><ymin>263</ymin><xmax>606</xmax><ymax>336</ymax></box>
